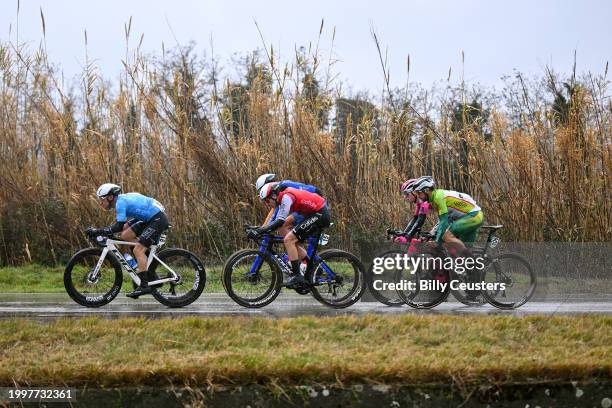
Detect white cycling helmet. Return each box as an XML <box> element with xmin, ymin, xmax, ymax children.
<box><xmin>411</xmin><ymin>176</ymin><xmax>435</xmax><ymax>192</ymax></box>
<box><xmin>96</xmin><ymin>183</ymin><xmax>122</xmax><ymax>198</ymax></box>
<box><xmin>255</xmin><ymin>173</ymin><xmax>276</xmax><ymax>191</ymax></box>
<box><xmin>259</xmin><ymin>182</ymin><xmax>279</xmax><ymax>200</ymax></box>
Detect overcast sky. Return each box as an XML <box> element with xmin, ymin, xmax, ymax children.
<box><xmin>1</xmin><ymin>0</ymin><xmax>610</xmax><ymax>92</ymax></box>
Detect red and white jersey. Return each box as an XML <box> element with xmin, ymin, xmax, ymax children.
<box><xmin>276</xmin><ymin>187</ymin><xmax>326</xmax><ymax>219</ymax></box>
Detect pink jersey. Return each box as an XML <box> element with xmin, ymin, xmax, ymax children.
<box><xmin>413</xmin><ymin>200</ymin><xmax>431</xmax><ymax>216</ymax></box>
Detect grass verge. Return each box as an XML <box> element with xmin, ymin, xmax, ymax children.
<box><xmin>0</xmin><ymin>264</ymin><xmax>224</xmax><ymax>293</ymax></box>
<box><xmin>1</xmin><ymin>314</ymin><xmax>610</xmax><ymax>387</ymax></box>
<box><xmin>2</xmin><ymin>264</ymin><xmax>611</xmax><ymax>297</ymax></box>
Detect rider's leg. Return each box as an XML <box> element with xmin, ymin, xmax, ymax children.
<box><xmin>284</xmin><ymin>232</ymin><xmax>300</xmax><ymax>264</ymax></box>
<box><xmin>277</xmin><ymin>215</ymin><xmax>296</xmax><ymax>237</ymax></box>
<box><xmin>285</xmin><ymin>208</ymin><xmax>330</xmax><ymax>288</ymax></box>
<box><xmin>283</xmin><ymin>232</ymin><xmax>304</xmax><ymax>285</ymax></box>
<box><xmin>445</xmin><ymin>212</ymin><xmax>484</xmax><ymax>301</ymax></box>
<box><xmin>120</xmin><ymin>222</ymin><xmax>142</xmax><ymax>260</ymax></box>
<box><xmin>441</xmin><ymin>230</ymin><xmax>468</xmax><ymax>256</ymax></box>
<box><xmin>127</xmin><ymin>213</ymin><xmax>169</xmax><ymax>297</ymax></box>
<box><xmin>120</xmin><ymin>223</ymin><xmax>146</xmax><ymax>274</ymax></box>
<box><xmin>133</xmin><ymin>243</ymin><xmax>148</xmax><ymax>274</ymax></box>
<box><xmin>296</xmin><ymin>244</ymin><xmax>308</xmax><ymax>261</ymax></box>
<box><xmin>120</xmin><ymin>223</ymin><xmax>138</xmax><ymax>242</ymax></box>
<box><xmin>446</xmin><ymin>211</ymin><xmax>484</xmax><ymax>257</ymax></box>
<box><xmin>280</xmin><ymin>214</ymin><xmax>308</xmax><ymax>259</ymax></box>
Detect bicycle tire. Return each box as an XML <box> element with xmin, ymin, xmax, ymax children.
<box><xmin>481</xmin><ymin>252</ymin><xmax>536</xmax><ymax>310</ymax></box>
<box><xmin>394</xmin><ymin>254</ymin><xmax>451</xmax><ymax>309</ymax></box>
<box><xmin>64</xmin><ymin>247</ymin><xmax>123</xmax><ymax>307</ymax></box>
<box><xmin>149</xmin><ymin>248</ymin><xmax>207</xmax><ymax>308</ymax></box>
<box><xmin>221</xmin><ymin>248</ymin><xmax>256</xmax><ymax>294</ymax></box>
<box><xmin>367</xmin><ymin>249</ymin><xmax>407</xmax><ymax>306</ymax></box>
<box><xmin>223</xmin><ymin>249</ymin><xmax>283</xmax><ymax>308</ymax></box>
<box><xmin>307</xmin><ymin>249</ymin><xmax>366</xmax><ymax>309</ymax></box>
<box><xmin>451</xmin><ymin>289</ymin><xmax>486</xmax><ymax>306</ymax></box>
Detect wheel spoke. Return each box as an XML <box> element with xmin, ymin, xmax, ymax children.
<box><xmin>481</xmin><ymin>253</ymin><xmax>536</xmax><ymax>309</ymax></box>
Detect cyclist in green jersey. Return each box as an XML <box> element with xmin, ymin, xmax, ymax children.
<box><xmin>410</xmin><ymin>176</ymin><xmax>484</xmax><ymax>257</ymax></box>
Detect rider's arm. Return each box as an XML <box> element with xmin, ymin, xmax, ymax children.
<box><xmin>405</xmin><ymin>201</ymin><xmax>431</xmax><ymax>238</ymax></box>
<box><xmin>431</xmin><ymin>191</ymin><xmax>448</xmax><ymax>243</ymax></box>
<box><xmin>105</xmin><ymin>221</ymin><xmax>127</xmax><ymax>234</ymax></box>
<box><xmin>90</xmin><ymin>220</ymin><xmax>125</xmax><ymax>236</ymax></box>
<box><xmin>95</xmin><ymin>196</ymin><xmax>127</xmax><ymax>235</ymax></box>
<box><xmin>405</xmin><ymin>214</ymin><xmax>427</xmax><ymax>239</ymax></box>
<box><xmin>257</xmin><ymin>195</ymin><xmax>293</xmax><ymax>234</ymax></box>
<box><xmin>105</xmin><ymin>198</ymin><xmax>128</xmax><ymax>233</ymax></box>
<box><xmin>401</xmin><ymin>216</ymin><xmax>417</xmax><ymax>235</ymax></box>
<box><xmin>435</xmin><ymin>213</ymin><xmax>449</xmax><ymax>243</ymax></box>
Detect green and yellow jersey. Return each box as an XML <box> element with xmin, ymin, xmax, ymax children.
<box><xmin>428</xmin><ymin>189</ymin><xmax>483</xmax><ymax>243</ymax></box>
<box><xmin>429</xmin><ymin>189</ymin><xmax>481</xmax><ymax>221</ymax></box>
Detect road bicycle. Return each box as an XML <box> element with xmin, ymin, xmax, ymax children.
<box><xmin>369</xmin><ymin>228</ymin><xmax>486</xmax><ymax>307</ymax></box>
<box><xmin>223</xmin><ymin>224</ymin><xmax>366</xmax><ymax>309</ymax></box>
<box><xmin>391</xmin><ymin>225</ymin><xmax>536</xmax><ymax>309</ymax></box>
<box><xmin>64</xmin><ymin>228</ymin><xmax>206</xmax><ymax>308</ymax></box>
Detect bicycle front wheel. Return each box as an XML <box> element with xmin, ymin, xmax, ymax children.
<box><xmin>367</xmin><ymin>249</ymin><xmax>406</xmax><ymax>307</ymax></box>
<box><xmin>64</xmin><ymin>247</ymin><xmax>123</xmax><ymax>307</ymax></box>
<box><xmin>223</xmin><ymin>249</ymin><xmax>282</xmax><ymax>308</ymax></box>
<box><xmin>308</xmin><ymin>249</ymin><xmax>365</xmax><ymax>309</ymax></box>
<box><xmin>481</xmin><ymin>253</ymin><xmax>536</xmax><ymax>309</ymax></box>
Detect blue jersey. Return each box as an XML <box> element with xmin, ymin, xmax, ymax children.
<box><xmin>278</xmin><ymin>180</ymin><xmax>318</xmax><ymax>193</ymax></box>
<box><xmin>115</xmin><ymin>193</ymin><xmax>165</xmax><ymax>222</ymax></box>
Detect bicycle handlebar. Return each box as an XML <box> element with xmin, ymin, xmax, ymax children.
<box><xmin>84</xmin><ymin>227</ymin><xmax>116</xmax><ymax>246</ymax></box>
<box><xmin>386</xmin><ymin>227</ymin><xmax>435</xmax><ymax>241</ymax></box>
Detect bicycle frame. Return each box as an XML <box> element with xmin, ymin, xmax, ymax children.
<box><xmin>248</xmin><ymin>233</ymin><xmax>337</xmax><ymax>285</ymax></box>
<box><xmin>91</xmin><ymin>234</ymin><xmax>178</xmax><ymax>287</ymax></box>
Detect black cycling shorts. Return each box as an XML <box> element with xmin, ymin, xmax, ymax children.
<box><xmin>127</xmin><ymin>212</ymin><xmax>169</xmax><ymax>247</ymax></box>
<box><xmin>292</xmin><ymin>205</ymin><xmax>331</xmax><ymax>241</ymax></box>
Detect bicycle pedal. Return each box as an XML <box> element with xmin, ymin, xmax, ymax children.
<box><xmin>126</xmin><ymin>286</ymin><xmax>153</xmax><ymax>299</ymax></box>
<box><xmin>294</xmin><ymin>287</ymin><xmax>311</xmax><ymax>295</ymax></box>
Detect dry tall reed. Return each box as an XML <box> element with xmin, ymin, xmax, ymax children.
<box><xmin>0</xmin><ymin>38</ymin><xmax>609</xmax><ymax>265</ymax></box>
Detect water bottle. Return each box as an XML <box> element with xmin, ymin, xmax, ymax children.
<box><xmin>124</xmin><ymin>252</ymin><xmax>138</xmax><ymax>269</ymax></box>
<box><xmin>281</xmin><ymin>254</ymin><xmax>289</xmax><ymax>265</ymax></box>
<box><xmin>299</xmin><ymin>261</ymin><xmax>307</xmax><ymax>276</ymax></box>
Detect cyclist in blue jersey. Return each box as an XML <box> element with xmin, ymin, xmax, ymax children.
<box><xmin>86</xmin><ymin>183</ymin><xmax>169</xmax><ymax>298</ymax></box>
<box><xmin>255</xmin><ymin>173</ymin><xmax>322</xmax><ymax>236</ymax></box>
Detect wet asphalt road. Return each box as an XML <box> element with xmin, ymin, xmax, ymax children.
<box><xmin>0</xmin><ymin>293</ymin><xmax>611</xmax><ymax>319</ymax></box>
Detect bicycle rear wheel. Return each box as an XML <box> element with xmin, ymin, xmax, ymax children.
<box><xmin>149</xmin><ymin>248</ymin><xmax>207</xmax><ymax>308</ymax></box>
<box><xmin>481</xmin><ymin>253</ymin><xmax>536</xmax><ymax>309</ymax></box>
<box><xmin>223</xmin><ymin>249</ymin><xmax>282</xmax><ymax>308</ymax></box>
<box><xmin>395</xmin><ymin>253</ymin><xmax>450</xmax><ymax>309</ymax></box>
<box><xmin>308</xmin><ymin>249</ymin><xmax>365</xmax><ymax>308</ymax></box>
<box><xmin>64</xmin><ymin>247</ymin><xmax>123</xmax><ymax>307</ymax></box>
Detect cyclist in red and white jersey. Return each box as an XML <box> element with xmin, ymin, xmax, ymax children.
<box><xmin>248</xmin><ymin>183</ymin><xmax>331</xmax><ymax>288</ymax></box>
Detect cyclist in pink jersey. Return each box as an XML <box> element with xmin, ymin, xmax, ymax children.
<box><xmin>395</xmin><ymin>179</ymin><xmax>431</xmax><ymax>243</ymax></box>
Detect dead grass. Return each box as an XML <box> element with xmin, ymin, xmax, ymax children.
<box><xmin>0</xmin><ymin>314</ymin><xmax>610</xmax><ymax>387</ymax></box>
